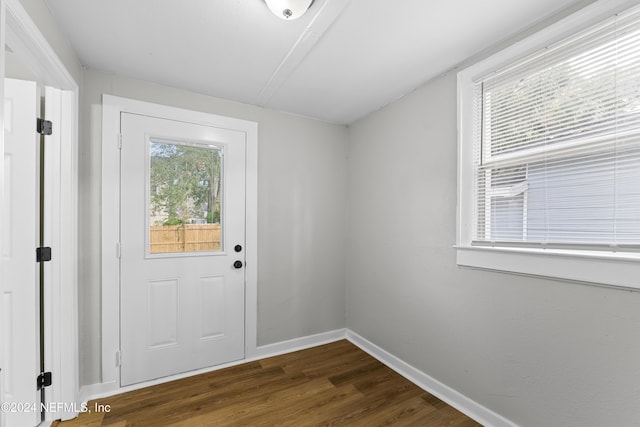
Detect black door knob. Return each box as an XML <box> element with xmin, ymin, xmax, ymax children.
<box><xmin>234</xmin><ymin>244</ymin><xmax>242</xmax><ymax>253</ymax></box>
<box><xmin>233</xmin><ymin>260</ymin><xmax>243</xmax><ymax>269</ymax></box>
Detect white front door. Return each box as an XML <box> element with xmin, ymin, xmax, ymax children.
<box><xmin>2</xmin><ymin>79</ymin><xmax>40</xmax><ymax>426</ymax></box>
<box><xmin>119</xmin><ymin>113</ymin><xmax>246</xmax><ymax>386</ymax></box>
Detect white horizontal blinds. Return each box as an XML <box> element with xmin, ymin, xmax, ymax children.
<box><xmin>473</xmin><ymin>4</ymin><xmax>640</xmax><ymax>248</ymax></box>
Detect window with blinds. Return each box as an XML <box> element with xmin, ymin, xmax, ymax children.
<box><xmin>472</xmin><ymin>4</ymin><xmax>640</xmax><ymax>251</ymax></box>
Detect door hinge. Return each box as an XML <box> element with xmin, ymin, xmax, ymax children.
<box><xmin>118</xmin><ymin>133</ymin><xmax>122</xmax><ymax>150</ymax></box>
<box><xmin>37</xmin><ymin>118</ymin><xmax>53</xmax><ymax>136</ymax></box>
<box><xmin>36</xmin><ymin>247</ymin><xmax>52</xmax><ymax>262</ymax></box>
<box><xmin>116</xmin><ymin>242</ymin><xmax>121</xmax><ymax>259</ymax></box>
<box><xmin>37</xmin><ymin>372</ymin><xmax>52</xmax><ymax>390</ymax></box>
<box><xmin>115</xmin><ymin>350</ymin><xmax>121</xmax><ymax>367</ymax></box>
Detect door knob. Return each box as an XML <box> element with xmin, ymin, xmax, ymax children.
<box><xmin>233</xmin><ymin>260</ymin><xmax>243</xmax><ymax>269</ymax></box>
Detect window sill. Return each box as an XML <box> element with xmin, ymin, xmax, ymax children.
<box><xmin>455</xmin><ymin>245</ymin><xmax>640</xmax><ymax>291</ymax></box>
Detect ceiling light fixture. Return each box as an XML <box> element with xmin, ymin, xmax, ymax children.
<box><xmin>265</xmin><ymin>0</ymin><xmax>314</xmax><ymax>20</ymax></box>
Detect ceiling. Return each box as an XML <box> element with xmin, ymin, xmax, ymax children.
<box><xmin>44</xmin><ymin>0</ymin><xmax>585</xmax><ymax>124</ymax></box>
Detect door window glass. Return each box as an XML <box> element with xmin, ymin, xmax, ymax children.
<box><xmin>148</xmin><ymin>139</ymin><xmax>223</xmax><ymax>254</ymax></box>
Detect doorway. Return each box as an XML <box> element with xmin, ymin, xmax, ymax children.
<box><xmin>0</xmin><ymin>0</ymin><xmax>79</xmax><ymax>425</ymax></box>
<box><xmin>101</xmin><ymin>96</ymin><xmax>258</xmax><ymax>390</ymax></box>
<box><xmin>119</xmin><ymin>113</ymin><xmax>246</xmax><ymax>386</ymax></box>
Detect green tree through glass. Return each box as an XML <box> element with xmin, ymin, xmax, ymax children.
<box><xmin>150</xmin><ymin>141</ymin><xmax>222</xmax><ymax>226</ymax></box>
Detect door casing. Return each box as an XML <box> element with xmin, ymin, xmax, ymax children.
<box><xmin>101</xmin><ymin>95</ymin><xmax>258</xmax><ymax>392</ymax></box>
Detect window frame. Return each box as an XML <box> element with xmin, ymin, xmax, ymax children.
<box><xmin>145</xmin><ymin>136</ymin><xmax>227</xmax><ymax>258</ymax></box>
<box><xmin>456</xmin><ymin>0</ymin><xmax>640</xmax><ymax>290</ymax></box>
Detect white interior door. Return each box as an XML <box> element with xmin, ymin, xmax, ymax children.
<box><xmin>120</xmin><ymin>113</ymin><xmax>246</xmax><ymax>386</ymax></box>
<box><xmin>2</xmin><ymin>78</ymin><xmax>40</xmax><ymax>426</ymax></box>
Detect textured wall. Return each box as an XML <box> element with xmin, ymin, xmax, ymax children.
<box><xmin>79</xmin><ymin>69</ymin><xmax>348</xmax><ymax>385</ymax></box>
<box><xmin>346</xmin><ymin>69</ymin><xmax>640</xmax><ymax>427</ymax></box>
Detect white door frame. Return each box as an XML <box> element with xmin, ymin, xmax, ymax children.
<box><xmin>101</xmin><ymin>95</ymin><xmax>258</xmax><ymax>391</ymax></box>
<box><xmin>0</xmin><ymin>0</ymin><xmax>79</xmax><ymax>422</ymax></box>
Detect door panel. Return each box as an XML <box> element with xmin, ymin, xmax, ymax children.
<box><xmin>2</xmin><ymin>79</ymin><xmax>40</xmax><ymax>426</ymax></box>
<box><xmin>120</xmin><ymin>113</ymin><xmax>246</xmax><ymax>386</ymax></box>
<box><xmin>199</xmin><ymin>275</ymin><xmax>225</xmax><ymax>339</ymax></box>
<box><xmin>147</xmin><ymin>279</ymin><xmax>178</xmax><ymax>348</ymax></box>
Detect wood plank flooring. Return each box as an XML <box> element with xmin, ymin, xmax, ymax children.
<box><xmin>52</xmin><ymin>340</ymin><xmax>482</xmax><ymax>426</ymax></box>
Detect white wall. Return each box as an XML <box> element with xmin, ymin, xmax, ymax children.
<box><xmin>5</xmin><ymin>50</ymin><xmax>38</xmax><ymax>81</ymax></box>
<box><xmin>17</xmin><ymin>0</ymin><xmax>82</xmax><ymax>83</ymax></box>
<box><xmin>22</xmin><ymin>2</ymin><xmax>640</xmax><ymax>424</ymax></box>
<box><xmin>346</xmin><ymin>69</ymin><xmax>640</xmax><ymax>427</ymax></box>
<box><xmin>79</xmin><ymin>69</ymin><xmax>348</xmax><ymax>386</ymax></box>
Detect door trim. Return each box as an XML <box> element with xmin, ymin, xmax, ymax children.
<box><xmin>0</xmin><ymin>0</ymin><xmax>79</xmax><ymax>422</ymax></box>
<box><xmin>101</xmin><ymin>95</ymin><xmax>258</xmax><ymax>389</ymax></box>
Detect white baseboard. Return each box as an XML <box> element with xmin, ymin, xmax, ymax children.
<box><xmin>346</xmin><ymin>330</ymin><xmax>517</xmax><ymax>427</ymax></box>
<box><xmin>80</xmin><ymin>328</ymin><xmax>512</xmax><ymax>427</ymax></box>
<box><xmin>80</xmin><ymin>329</ymin><xmax>347</xmax><ymax>404</ymax></box>
<box><xmin>79</xmin><ymin>380</ymin><xmax>118</xmax><ymax>405</ymax></box>
<box><xmin>252</xmin><ymin>328</ymin><xmax>347</xmax><ymax>359</ymax></box>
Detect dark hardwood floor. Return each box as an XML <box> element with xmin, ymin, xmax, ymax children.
<box><xmin>53</xmin><ymin>340</ymin><xmax>482</xmax><ymax>426</ymax></box>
